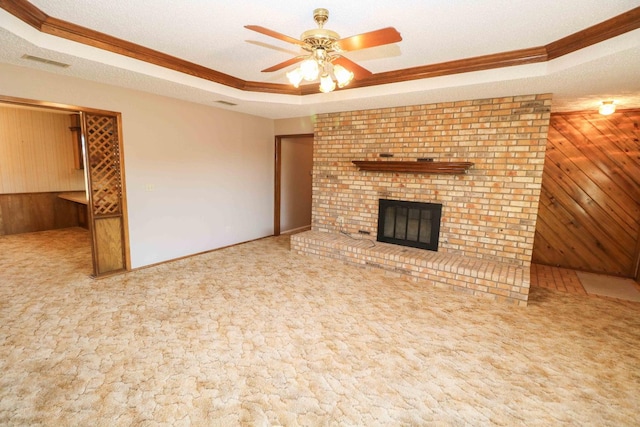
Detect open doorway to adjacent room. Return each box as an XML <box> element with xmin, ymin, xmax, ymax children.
<box><xmin>0</xmin><ymin>95</ymin><xmax>129</xmax><ymax>277</ymax></box>
<box><xmin>274</xmin><ymin>134</ymin><xmax>313</xmax><ymax>236</ymax></box>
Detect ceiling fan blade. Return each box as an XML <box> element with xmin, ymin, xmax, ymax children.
<box><xmin>245</xmin><ymin>25</ymin><xmax>305</xmax><ymax>47</ymax></box>
<box><xmin>262</xmin><ymin>56</ymin><xmax>306</xmax><ymax>72</ymax></box>
<box><xmin>335</xmin><ymin>27</ymin><xmax>402</xmax><ymax>52</ymax></box>
<box><xmin>333</xmin><ymin>56</ymin><xmax>372</xmax><ymax>80</ymax></box>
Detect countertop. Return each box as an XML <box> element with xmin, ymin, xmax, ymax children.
<box><xmin>58</xmin><ymin>191</ymin><xmax>88</xmax><ymax>205</ymax></box>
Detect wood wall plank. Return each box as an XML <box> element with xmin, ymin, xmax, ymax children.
<box><xmin>533</xmin><ymin>110</ymin><xmax>640</xmax><ymax>277</ymax></box>
<box><xmin>538</xmin><ymin>188</ymin><xmax>630</xmax><ymax>273</ymax></box>
<box><xmin>0</xmin><ymin>106</ymin><xmax>85</xmax><ymax>193</ymax></box>
<box><xmin>0</xmin><ymin>192</ymin><xmax>80</xmax><ymax>235</ymax></box>
<box><xmin>545</xmin><ymin>128</ymin><xmax>637</xmax><ymax>235</ymax></box>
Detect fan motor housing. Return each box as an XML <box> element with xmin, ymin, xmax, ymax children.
<box><xmin>300</xmin><ymin>7</ymin><xmax>340</xmax><ymax>52</ymax></box>
<box><xmin>301</xmin><ymin>28</ymin><xmax>340</xmax><ymax>50</ymax></box>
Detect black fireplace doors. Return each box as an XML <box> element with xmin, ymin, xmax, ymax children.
<box><xmin>377</xmin><ymin>199</ymin><xmax>442</xmax><ymax>251</ymax></box>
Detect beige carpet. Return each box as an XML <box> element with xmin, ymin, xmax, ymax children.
<box><xmin>1</xmin><ymin>228</ymin><xmax>639</xmax><ymax>426</ymax></box>
<box><xmin>577</xmin><ymin>271</ymin><xmax>640</xmax><ymax>302</ymax></box>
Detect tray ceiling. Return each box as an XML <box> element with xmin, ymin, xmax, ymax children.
<box><xmin>0</xmin><ymin>0</ymin><xmax>639</xmax><ymax>119</ymax></box>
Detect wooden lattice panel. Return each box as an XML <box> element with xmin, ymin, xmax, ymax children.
<box><xmin>85</xmin><ymin>114</ymin><xmax>122</xmax><ymax>216</ymax></box>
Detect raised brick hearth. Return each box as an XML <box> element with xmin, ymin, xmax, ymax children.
<box><xmin>291</xmin><ymin>231</ymin><xmax>529</xmax><ymax>305</ymax></box>
<box><xmin>291</xmin><ymin>94</ymin><xmax>551</xmax><ymax>305</ymax></box>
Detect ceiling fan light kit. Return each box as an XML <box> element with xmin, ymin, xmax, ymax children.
<box><xmin>333</xmin><ymin>65</ymin><xmax>354</xmax><ymax>88</ymax></box>
<box><xmin>285</xmin><ymin>68</ymin><xmax>304</xmax><ymax>87</ymax></box>
<box><xmin>300</xmin><ymin>58</ymin><xmax>320</xmax><ymax>81</ymax></box>
<box><xmin>246</xmin><ymin>8</ymin><xmax>402</xmax><ymax>93</ymax></box>
<box><xmin>319</xmin><ymin>73</ymin><xmax>336</xmax><ymax>93</ymax></box>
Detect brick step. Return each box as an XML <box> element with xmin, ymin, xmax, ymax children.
<box><xmin>291</xmin><ymin>230</ymin><xmax>530</xmax><ymax>306</ymax></box>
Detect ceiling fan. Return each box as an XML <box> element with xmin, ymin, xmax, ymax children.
<box><xmin>245</xmin><ymin>8</ymin><xmax>402</xmax><ymax>92</ymax></box>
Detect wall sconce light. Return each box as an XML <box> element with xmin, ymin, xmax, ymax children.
<box><xmin>598</xmin><ymin>101</ymin><xmax>616</xmax><ymax>115</ymax></box>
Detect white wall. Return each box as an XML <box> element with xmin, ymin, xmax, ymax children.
<box><xmin>0</xmin><ymin>63</ymin><xmax>275</xmax><ymax>268</ymax></box>
<box><xmin>274</xmin><ymin>116</ymin><xmax>314</xmax><ymax>135</ymax></box>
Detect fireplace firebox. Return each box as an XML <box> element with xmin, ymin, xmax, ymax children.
<box><xmin>377</xmin><ymin>199</ymin><xmax>442</xmax><ymax>251</ymax></box>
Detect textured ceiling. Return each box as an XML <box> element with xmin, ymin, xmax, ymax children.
<box><xmin>1</xmin><ymin>0</ymin><xmax>639</xmax><ymax>119</ymax></box>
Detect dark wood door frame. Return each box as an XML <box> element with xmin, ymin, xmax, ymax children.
<box><xmin>274</xmin><ymin>133</ymin><xmax>313</xmax><ymax>236</ymax></box>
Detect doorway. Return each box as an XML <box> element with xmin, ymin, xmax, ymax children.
<box><xmin>0</xmin><ymin>95</ymin><xmax>129</xmax><ymax>277</ymax></box>
<box><xmin>274</xmin><ymin>134</ymin><xmax>313</xmax><ymax>236</ymax></box>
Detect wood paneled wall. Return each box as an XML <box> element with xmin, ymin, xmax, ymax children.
<box><xmin>532</xmin><ymin>110</ymin><xmax>640</xmax><ymax>278</ymax></box>
<box><xmin>0</xmin><ymin>192</ymin><xmax>81</xmax><ymax>235</ymax></box>
<box><xmin>0</xmin><ymin>107</ymin><xmax>85</xmax><ymax>193</ymax></box>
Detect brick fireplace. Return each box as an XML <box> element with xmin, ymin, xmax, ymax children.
<box><xmin>291</xmin><ymin>94</ymin><xmax>551</xmax><ymax>305</ymax></box>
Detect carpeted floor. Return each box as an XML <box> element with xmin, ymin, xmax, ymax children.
<box><xmin>1</xmin><ymin>228</ymin><xmax>639</xmax><ymax>426</ymax></box>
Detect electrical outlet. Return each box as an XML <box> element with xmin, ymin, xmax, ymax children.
<box><xmin>336</xmin><ymin>216</ymin><xmax>344</xmax><ymax>226</ymax></box>
<box><xmin>144</xmin><ymin>184</ymin><xmax>155</xmax><ymax>192</ymax></box>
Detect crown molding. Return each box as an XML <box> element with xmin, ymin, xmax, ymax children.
<box><xmin>0</xmin><ymin>0</ymin><xmax>301</xmax><ymax>95</ymax></box>
<box><xmin>0</xmin><ymin>0</ymin><xmax>45</xmax><ymax>28</ymax></box>
<box><xmin>546</xmin><ymin>6</ymin><xmax>640</xmax><ymax>60</ymax></box>
<box><xmin>301</xmin><ymin>47</ymin><xmax>550</xmax><ymax>94</ymax></box>
<box><xmin>1</xmin><ymin>1</ymin><xmax>638</xmax><ymax>96</ymax></box>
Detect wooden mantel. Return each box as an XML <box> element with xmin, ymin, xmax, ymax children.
<box><xmin>352</xmin><ymin>160</ymin><xmax>474</xmax><ymax>174</ymax></box>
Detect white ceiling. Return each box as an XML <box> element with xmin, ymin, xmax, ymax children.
<box><xmin>1</xmin><ymin>0</ymin><xmax>639</xmax><ymax>119</ymax></box>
